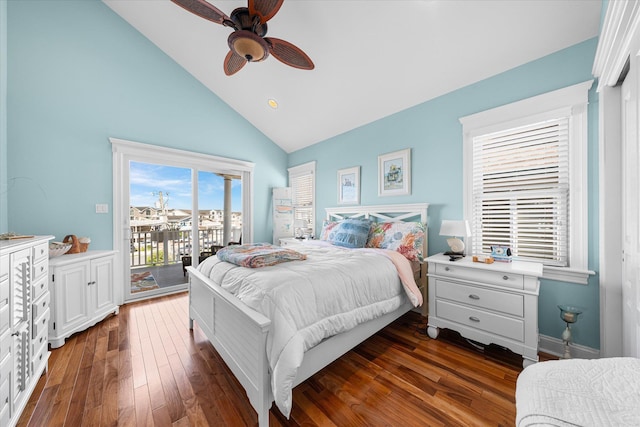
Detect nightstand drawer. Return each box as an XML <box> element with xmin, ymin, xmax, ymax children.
<box><xmin>434</xmin><ymin>263</ymin><xmax>524</xmax><ymax>290</ymax></box>
<box><xmin>435</xmin><ymin>279</ymin><xmax>524</xmax><ymax>317</ymax></box>
<box><xmin>435</xmin><ymin>299</ymin><xmax>524</xmax><ymax>342</ymax></box>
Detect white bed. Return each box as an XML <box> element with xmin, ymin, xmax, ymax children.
<box><xmin>186</xmin><ymin>203</ymin><xmax>428</xmax><ymax>426</ymax></box>
<box><xmin>516</xmin><ymin>357</ymin><xmax>640</xmax><ymax>426</ymax></box>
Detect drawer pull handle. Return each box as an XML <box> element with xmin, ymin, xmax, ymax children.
<box><xmin>88</xmin><ymin>281</ymin><xmax>96</xmax><ymax>286</ymax></box>
<box><xmin>469</xmin><ymin>316</ymin><xmax>480</xmax><ymax>322</ymax></box>
<box><xmin>445</xmin><ymin>267</ymin><xmax>450</xmax><ymax>271</ymax></box>
<box><xmin>468</xmin><ymin>294</ymin><xmax>480</xmax><ymax>300</ymax></box>
<box><xmin>502</xmin><ymin>275</ymin><xmax>509</xmax><ymax>280</ymax></box>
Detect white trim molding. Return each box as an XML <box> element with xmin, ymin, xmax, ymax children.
<box><xmin>110</xmin><ymin>137</ymin><xmax>255</xmax><ymax>303</ymax></box>
<box><xmin>593</xmin><ymin>0</ymin><xmax>640</xmax><ymax>89</ymax></box>
<box><xmin>592</xmin><ymin>0</ymin><xmax>640</xmax><ymax>358</ymax></box>
<box><xmin>460</xmin><ymin>81</ymin><xmax>595</xmax><ymax>284</ymax></box>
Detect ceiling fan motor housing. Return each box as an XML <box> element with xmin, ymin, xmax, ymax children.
<box><xmin>228</xmin><ymin>30</ymin><xmax>269</xmax><ymax>62</ymax></box>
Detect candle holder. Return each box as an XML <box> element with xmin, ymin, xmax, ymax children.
<box><xmin>558</xmin><ymin>305</ymin><xmax>582</xmax><ymax>359</ymax></box>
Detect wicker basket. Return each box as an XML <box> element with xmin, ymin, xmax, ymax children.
<box><xmin>49</xmin><ymin>242</ymin><xmax>72</xmax><ymax>257</ymax></box>
<box><xmin>62</xmin><ymin>235</ymin><xmax>81</xmax><ymax>254</ymax></box>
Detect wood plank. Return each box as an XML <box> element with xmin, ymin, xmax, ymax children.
<box><xmin>17</xmin><ymin>292</ymin><xmax>553</xmax><ymax>427</ymax></box>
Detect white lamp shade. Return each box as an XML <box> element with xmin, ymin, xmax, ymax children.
<box><xmin>439</xmin><ymin>220</ymin><xmax>471</xmax><ymax>237</ymax></box>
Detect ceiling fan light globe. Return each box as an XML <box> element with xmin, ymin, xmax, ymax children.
<box><xmin>228</xmin><ymin>30</ymin><xmax>268</xmax><ymax>62</ymax></box>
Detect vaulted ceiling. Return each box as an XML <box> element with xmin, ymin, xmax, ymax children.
<box><xmin>103</xmin><ymin>0</ymin><xmax>602</xmax><ymax>153</ymax></box>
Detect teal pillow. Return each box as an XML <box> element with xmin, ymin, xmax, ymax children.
<box><xmin>326</xmin><ymin>218</ymin><xmax>371</xmax><ymax>248</ymax></box>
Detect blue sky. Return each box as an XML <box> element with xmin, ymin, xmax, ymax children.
<box><xmin>130</xmin><ymin>162</ymin><xmax>242</xmax><ymax>210</ymax></box>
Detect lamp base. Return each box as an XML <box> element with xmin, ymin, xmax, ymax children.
<box><xmin>444</xmin><ymin>251</ymin><xmax>465</xmax><ymax>256</ymax></box>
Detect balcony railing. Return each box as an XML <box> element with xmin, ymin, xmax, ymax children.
<box><xmin>130</xmin><ymin>228</ymin><xmax>237</xmax><ymax>267</ymax></box>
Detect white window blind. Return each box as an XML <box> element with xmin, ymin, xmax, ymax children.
<box><xmin>472</xmin><ymin>117</ymin><xmax>570</xmax><ymax>266</ymax></box>
<box><xmin>288</xmin><ymin>161</ymin><xmax>315</xmax><ymax>233</ymax></box>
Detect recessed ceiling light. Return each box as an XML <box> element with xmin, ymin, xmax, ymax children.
<box><xmin>268</xmin><ymin>99</ymin><xmax>278</xmax><ymax>109</ymax></box>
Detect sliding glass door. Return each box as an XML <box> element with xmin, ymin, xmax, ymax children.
<box><xmin>111</xmin><ymin>138</ymin><xmax>254</xmax><ymax>303</ymax></box>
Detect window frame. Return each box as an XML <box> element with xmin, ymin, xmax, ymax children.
<box><xmin>460</xmin><ymin>80</ymin><xmax>594</xmax><ymax>284</ymax></box>
<box><xmin>288</xmin><ymin>161</ymin><xmax>316</xmax><ymax>236</ymax></box>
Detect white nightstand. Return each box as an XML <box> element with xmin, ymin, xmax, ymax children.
<box><xmin>278</xmin><ymin>237</ymin><xmax>303</xmax><ymax>247</ymax></box>
<box><xmin>426</xmin><ymin>253</ymin><xmax>542</xmax><ymax>367</ymax></box>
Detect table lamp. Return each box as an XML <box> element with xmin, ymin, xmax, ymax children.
<box><xmin>440</xmin><ymin>220</ymin><xmax>471</xmax><ymax>256</ymax></box>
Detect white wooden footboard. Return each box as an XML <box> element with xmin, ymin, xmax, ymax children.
<box><xmin>187</xmin><ymin>266</ymin><xmax>273</xmax><ymax>426</ymax></box>
<box><xmin>187</xmin><ymin>203</ymin><xmax>429</xmax><ymax>426</ymax></box>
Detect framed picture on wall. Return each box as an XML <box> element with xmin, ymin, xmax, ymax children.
<box><xmin>337</xmin><ymin>166</ymin><xmax>360</xmax><ymax>204</ymax></box>
<box><xmin>378</xmin><ymin>148</ymin><xmax>411</xmax><ymax>196</ymax></box>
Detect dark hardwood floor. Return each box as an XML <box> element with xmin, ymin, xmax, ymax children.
<box><xmin>17</xmin><ymin>292</ymin><xmax>545</xmax><ymax>426</ymax></box>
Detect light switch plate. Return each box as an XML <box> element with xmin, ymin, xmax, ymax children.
<box><xmin>96</xmin><ymin>204</ymin><xmax>109</xmax><ymax>214</ymax></box>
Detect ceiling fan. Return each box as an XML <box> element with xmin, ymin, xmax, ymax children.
<box><xmin>171</xmin><ymin>0</ymin><xmax>315</xmax><ymax>76</ymax></box>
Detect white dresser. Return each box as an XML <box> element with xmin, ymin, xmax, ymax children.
<box><xmin>0</xmin><ymin>235</ymin><xmax>53</xmax><ymax>427</ymax></box>
<box><xmin>426</xmin><ymin>253</ymin><xmax>542</xmax><ymax>367</ymax></box>
<box><xmin>48</xmin><ymin>251</ymin><xmax>118</xmax><ymax>348</ymax></box>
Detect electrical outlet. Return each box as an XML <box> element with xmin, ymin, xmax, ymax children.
<box><xmin>96</xmin><ymin>204</ymin><xmax>109</xmax><ymax>214</ymax></box>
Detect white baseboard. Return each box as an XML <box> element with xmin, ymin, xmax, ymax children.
<box><xmin>538</xmin><ymin>334</ymin><xmax>600</xmax><ymax>359</ymax></box>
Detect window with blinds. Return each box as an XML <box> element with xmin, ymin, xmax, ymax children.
<box><xmin>471</xmin><ymin>117</ymin><xmax>569</xmax><ymax>266</ymax></box>
<box><xmin>288</xmin><ymin>161</ymin><xmax>315</xmax><ymax>234</ymax></box>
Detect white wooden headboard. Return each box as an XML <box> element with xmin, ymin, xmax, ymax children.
<box><xmin>325</xmin><ymin>203</ymin><xmax>428</xmax><ymax>224</ymax></box>
<box><xmin>325</xmin><ymin>203</ymin><xmax>429</xmax><ymax>315</ymax></box>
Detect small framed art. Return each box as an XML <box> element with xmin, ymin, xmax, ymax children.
<box><xmin>378</xmin><ymin>148</ymin><xmax>411</xmax><ymax>196</ymax></box>
<box><xmin>337</xmin><ymin>166</ymin><xmax>360</xmax><ymax>205</ymax></box>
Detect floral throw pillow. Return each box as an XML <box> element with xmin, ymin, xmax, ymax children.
<box><xmin>367</xmin><ymin>221</ymin><xmax>426</xmax><ymax>262</ymax></box>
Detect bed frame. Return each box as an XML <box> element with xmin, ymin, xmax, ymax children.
<box><xmin>187</xmin><ymin>203</ymin><xmax>428</xmax><ymax>426</ymax></box>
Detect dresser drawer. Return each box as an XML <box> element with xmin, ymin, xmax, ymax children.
<box><xmin>32</xmin><ymin>291</ymin><xmax>51</xmax><ymax>325</ymax></box>
<box><xmin>32</xmin><ymin>257</ymin><xmax>48</xmax><ymax>282</ymax></box>
<box><xmin>434</xmin><ymin>263</ymin><xmax>524</xmax><ymax>290</ymax></box>
<box><xmin>32</xmin><ymin>274</ymin><xmax>48</xmax><ymax>302</ymax></box>
<box><xmin>32</xmin><ymin>324</ymin><xmax>48</xmax><ymax>362</ymax></box>
<box><xmin>435</xmin><ymin>299</ymin><xmax>524</xmax><ymax>342</ymax></box>
<box><xmin>0</xmin><ymin>377</ymin><xmax>8</xmax><ymax>427</ymax></box>
<box><xmin>0</xmin><ymin>305</ymin><xmax>7</xmax><ymax>336</ymax></box>
<box><xmin>32</xmin><ymin>347</ymin><xmax>48</xmax><ymax>378</ymax></box>
<box><xmin>0</xmin><ymin>331</ymin><xmax>10</xmax><ymax>377</ymax></box>
<box><xmin>435</xmin><ymin>279</ymin><xmax>524</xmax><ymax>317</ymax></box>
<box><xmin>0</xmin><ymin>254</ymin><xmax>8</xmax><ymax>284</ymax></box>
<box><xmin>33</xmin><ymin>241</ymin><xmax>49</xmax><ymax>263</ymax></box>
<box><xmin>0</xmin><ymin>279</ymin><xmax>8</xmax><ymax>310</ymax></box>
<box><xmin>32</xmin><ymin>308</ymin><xmax>50</xmax><ymax>340</ymax></box>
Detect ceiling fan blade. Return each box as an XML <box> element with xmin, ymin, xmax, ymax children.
<box><xmin>171</xmin><ymin>0</ymin><xmax>231</xmax><ymax>26</ymax></box>
<box><xmin>266</xmin><ymin>38</ymin><xmax>314</xmax><ymax>70</ymax></box>
<box><xmin>248</xmin><ymin>0</ymin><xmax>284</xmax><ymax>24</ymax></box>
<box><xmin>224</xmin><ymin>50</ymin><xmax>248</xmax><ymax>76</ymax></box>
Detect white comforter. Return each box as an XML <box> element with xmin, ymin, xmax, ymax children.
<box><xmin>516</xmin><ymin>357</ymin><xmax>640</xmax><ymax>426</ymax></box>
<box><xmin>197</xmin><ymin>242</ymin><xmax>419</xmax><ymax>417</ymax></box>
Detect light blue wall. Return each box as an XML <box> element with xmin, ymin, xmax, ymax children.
<box><xmin>6</xmin><ymin>0</ymin><xmax>287</xmax><ymax>247</ymax></box>
<box><xmin>289</xmin><ymin>38</ymin><xmax>601</xmax><ymax>349</ymax></box>
<box><xmin>1</xmin><ymin>0</ymin><xmax>7</xmax><ymax>233</ymax></box>
<box><xmin>6</xmin><ymin>0</ymin><xmax>603</xmax><ymax>350</ymax></box>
